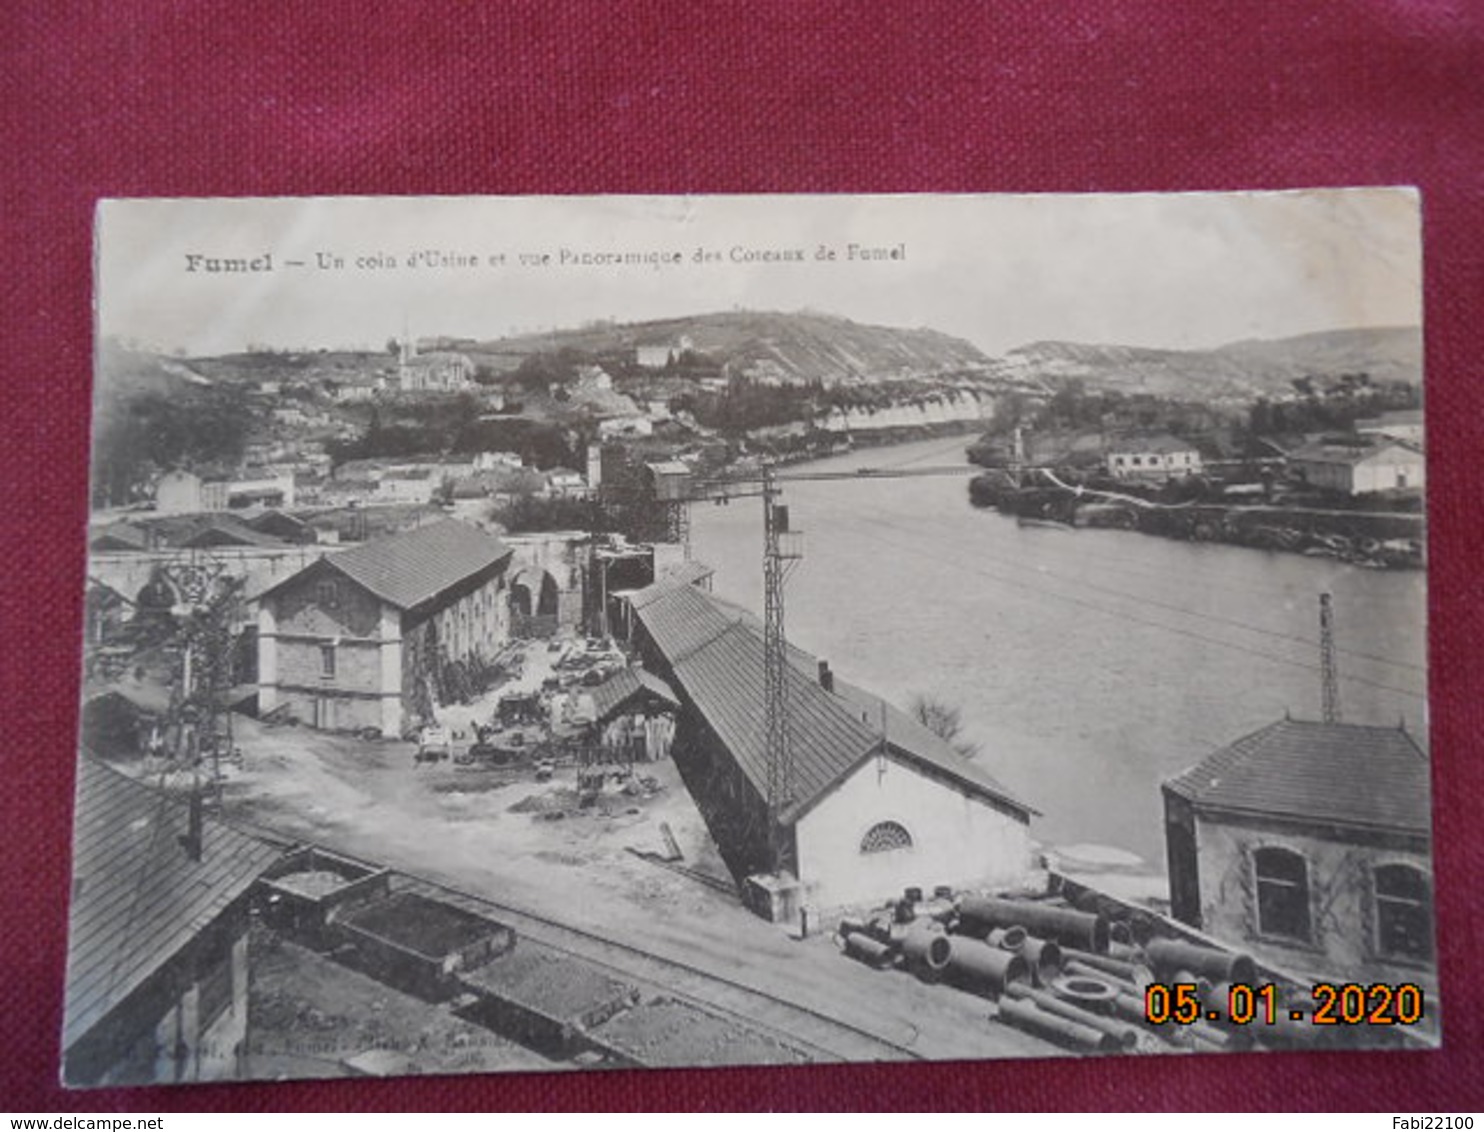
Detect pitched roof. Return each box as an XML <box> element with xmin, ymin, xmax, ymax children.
<box><xmin>630</xmin><ymin>580</ymin><xmax>1034</xmax><ymax>824</ymax></box>
<box><xmin>64</xmin><ymin>759</ymin><xmax>281</xmax><ymax>1052</ymax></box>
<box><xmin>657</xmin><ymin>558</ymin><xmax>715</xmax><ymax>588</ymax></box>
<box><xmin>589</xmin><ymin>667</ymin><xmax>682</xmax><ymax>722</ymax></box>
<box><xmin>1107</xmin><ymin>433</ymin><xmax>1197</xmax><ymax>455</ymax></box>
<box><xmin>1288</xmin><ymin>438</ymin><xmax>1423</xmax><ymax>466</ymax></box>
<box><xmin>90</xmin><ymin>523</ymin><xmax>149</xmax><ymax>552</ymax></box>
<box><xmin>263</xmin><ymin>519</ymin><xmax>511</xmax><ymax>611</ymax></box>
<box><xmin>1163</xmin><ymin>718</ymin><xmax>1431</xmax><ymax>835</ymax></box>
<box><xmin>178</xmin><ymin>515</ymin><xmax>289</xmax><ymax>549</ymax></box>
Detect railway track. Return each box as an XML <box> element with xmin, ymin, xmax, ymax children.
<box><xmin>226</xmin><ymin>814</ymin><xmax>928</xmax><ymax>1065</ymax></box>
<box><xmin>386</xmin><ymin>868</ymin><xmax>928</xmax><ymax>1065</ymax></box>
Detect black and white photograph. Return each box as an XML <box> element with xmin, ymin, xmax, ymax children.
<box><xmin>69</xmin><ymin>190</ymin><xmax>1433</xmax><ymax>1088</ymax></box>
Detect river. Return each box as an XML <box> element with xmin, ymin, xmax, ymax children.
<box><xmin>688</xmin><ymin>436</ymin><xmax>1429</xmax><ymax>866</ymax></box>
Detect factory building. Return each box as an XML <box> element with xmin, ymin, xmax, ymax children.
<box><xmin>1162</xmin><ymin>718</ymin><xmax>1434</xmax><ymax>986</ymax></box>
<box><xmin>626</xmin><ymin>577</ymin><xmax>1037</xmax><ymax>916</ymax></box>
<box><xmin>257</xmin><ymin>519</ymin><xmax>513</xmax><ymax>737</ymax></box>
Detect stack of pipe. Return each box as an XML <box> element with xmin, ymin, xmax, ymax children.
<box><xmin>1144</xmin><ymin>939</ymin><xmax>1255</xmax><ymax>985</ymax></box>
<box><xmin>957</xmin><ymin>895</ymin><xmax>1110</xmax><ymax>954</ymax></box>
<box><xmin>900</xmin><ymin>921</ymin><xmax>952</xmax><ymax>980</ymax></box>
<box><xmin>1005</xmin><ymin>984</ymin><xmax>1139</xmax><ymax>1050</ymax></box>
<box><xmin>995</xmin><ymin>997</ymin><xmax>1123</xmax><ymax>1053</ymax></box>
<box><xmin>943</xmin><ymin>935</ymin><xmax>1029</xmax><ymax>998</ymax></box>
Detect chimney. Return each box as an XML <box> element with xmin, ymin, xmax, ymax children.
<box><xmin>818</xmin><ymin>660</ymin><xmax>834</xmax><ymax>693</ymax></box>
<box><xmin>179</xmin><ymin>788</ymin><xmax>203</xmax><ymax>862</ymax></box>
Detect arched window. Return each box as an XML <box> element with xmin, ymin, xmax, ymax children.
<box><xmin>1253</xmin><ymin>846</ymin><xmax>1311</xmax><ymax>942</ymax></box>
<box><xmin>1374</xmin><ymin>864</ymin><xmax>1432</xmax><ymax>961</ymax></box>
<box><xmin>860</xmin><ymin>821</ymin><xmax>913</xmax><ymax>855</ymax></box>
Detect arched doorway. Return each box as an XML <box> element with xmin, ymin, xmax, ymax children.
<box><xmin>509</xmin><ymin>568</ymin><xmax>560</xmax><ymax>637</ymax></box>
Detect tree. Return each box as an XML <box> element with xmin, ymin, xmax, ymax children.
<box><xmin>908</xmin><ymin>693</ymin><xmax>980</xmax><ymax>760</ymax></box>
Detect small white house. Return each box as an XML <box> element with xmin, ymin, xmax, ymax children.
<box><xmin>1106</xmin><ymin>434</ymin><xmax>1203</xmax><ymax>481</ymax></box>
<box><xmin>1288</xmin><ymin>438</ymin><xmax>1425</xmax><ymax>494</ymax></box>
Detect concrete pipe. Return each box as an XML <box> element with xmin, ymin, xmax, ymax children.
<box><xmin>1172</xmin><ymin>969</ymin><xmax>1215</xmax><ymax>1000</ymax></box>
<box><xmin>945</xmin><ymin>937</ymin><xmax>1030</xmax><ymax>998</ymax></box>
<box><xmin>836</xmin><ymin>916</ymin><xmax>868</xmax><ymax>940</ymax></box>
<box><xmin>1110</xmin><ymin>990</ymin><xmax>1159</xmax><ymax>1028</ymax></box>
<box><xmin>996</xmin><ymin>997</ymin><xmax>1122</xmax><ymax>1054</ymax></box>
<box><xmin>1007</xmin><ymin>985</ymin><xmax>1139</xmax><ymax>1050</ymax></box>
<box><xmin>1107</xmin><ymin>940</ymin><xmax>1144</xmax><ymax>963</ymax></box>
<box><xmin>1049</xmin><ymin>972</ymin><xmax>1121</xmax><ymax>1015</ymax></box>
<box><xmin>1021</xmin><ymin>937</ymin><xmax>1063</xmax><ymax>987</ymax></box>
<box><xmin>1063</xmin><ymin>958</ymin><xmax>1140</xmax><ymax>997</ymax></box>
<box><xmin>1060</xmin><ymin>947</ymin><xmax>1139</xmax><ymax>982</ymax></box>
<box><xmin>1145</xmin><ymin>938</ymin><xmax>1256</xmax><ymax>985</ymax></box>
<box><xmin>843</xmin><ymin>932</ymin><xmax>896</xmax><ymax>969</ymax></box>
<box><xmin>957</xmin><ymin>896</ymin><xmax>1109</xmax><ymax>953</ymax></box>
<box><xmin>900</xmin><ymin>921</ymin><xmax>951</xmax><ymax>978</ymax></box>
<box><xmin>987</xmin><ymin>926</ymin><xmax>1028</xmax><ymax>952</ymax></box>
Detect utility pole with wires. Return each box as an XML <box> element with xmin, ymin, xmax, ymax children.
<box><xmin>1319</xmin><ymin>591</ymin><xmax>1342</xmax><ymax>724</ymax></box>
<box><xmin>761</xmin><ymin>465</ymin><xmax>804</xmax><ymax>875</ymax></box>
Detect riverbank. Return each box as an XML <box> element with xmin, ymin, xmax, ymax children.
<box><xmin>968</xmin><ymin>472</ymin><xmax>1424</xmax><ymax>569</ymax></box>
<box><xmin>690</xmin><ymin>435</ymin><xmax>1426</xmax><ymax>863</ymax></box>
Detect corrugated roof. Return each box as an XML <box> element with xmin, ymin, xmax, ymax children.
<box><xmin>63</xmin><ymin>759</ymin><xmax>282</xmax><ymax>1051</ymax></box>
<box><xmin>261</xmin><ymin>519</ymin><xmax>511</xmax><ymax>610</ymax></box>
<box><xmin>1164</xmin><ymin>718</ymin><xmax>1431</xmax><ymax>834</ymax></box>
<box><xmin>588</xmin><ymin>667</ymin><xmax>681</xmax><ymax>722</ymax></box>
<box><xmin>631</xmin><ymin>580</ymin><xmax>1034</xmax><ymax>824</ymax></box>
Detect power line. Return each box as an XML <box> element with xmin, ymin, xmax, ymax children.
<box><xmin>827</xmin><ymin>500</ymin><xmax>1426</xmax><ymax>676</ymax></box>
<box><xmin>801</xmin><ymin>507</ymin><xmax>1425</xmax><ymax>702</ymax></box>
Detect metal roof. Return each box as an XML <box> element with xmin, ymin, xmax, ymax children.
<box><xmin>588</xmin><ymin>667</ymin><xmax>681</xmax><ymax>722</ymax></box>
<box><xmin>1163</xmin><ymin>718</ymin><xmax>1431</xmax><ymax>835</ymax></box>
<box><xmin>631</xmin><ymin>580</ymin><xmax>1035</xmax><ymax>825</ymax></box>
<box><xmin>261</xmin><ymin>519</ymin><xmax>511</xmax><ymax>611</ymax></box>
<box><xmin>64</xmin><ymin>759</ymin><xmax>282</xmax><ymax>1052</ymax></box>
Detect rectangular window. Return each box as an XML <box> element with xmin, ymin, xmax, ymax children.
<box><xmin>320</xmin><ymin>643</ymin><xmax>336</xmax><ymax>678</ymax></box>
<box><xmin>197</xmin><ymin>947</ymin><xmax>234</xmax><ymax>1031</ymax></box>
<box><xmin>1254</xmin><ymin>846</ymin><xmax>1312</xmax><ymax>942</ymax></box>
<box><xmin>316</xmin><ymin>579</ymin><xmax>340</xmax><ymax>608</ymax></box>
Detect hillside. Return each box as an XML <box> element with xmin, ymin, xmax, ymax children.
<box><xmin>467</xmin><ymin>309</ymin><xmax>993</xmax><ymax>385</ymax></box>
<box><xmin>990</xmin><ymin>326</ymin><xmax>1422</xmax><ymax>400</ymax></box>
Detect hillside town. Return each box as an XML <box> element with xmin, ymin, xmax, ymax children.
<box><xmin>71</xmin><ymin>308</ymin><xmax>1433</xmax><ymax>1087</ymax></box>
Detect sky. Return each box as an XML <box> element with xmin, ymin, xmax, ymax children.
<box><xmin>96</xmin><ymin>189</ymin><xmax>1422</xmax><ymax>359</ymax></box>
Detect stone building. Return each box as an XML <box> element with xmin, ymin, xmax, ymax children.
<box><xmin>257</xmin><ymin>519</ymin><xmax>513</xmax><ymax>737</ymax></box>
<box><xmin>1162</xmin><ymin>718</ymin><xmax>1434</xmax><ymax>986</ymax></box>
<box><xmin>1105</xmin><ymin>434</ymin><xmax>1203</xmax><ymax>482</ymax></box>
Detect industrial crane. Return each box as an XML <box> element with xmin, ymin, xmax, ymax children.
<box><xmin>672</xmin><ymin>458</ymin><xmax>980</xmax><ymax>876</ymax></box>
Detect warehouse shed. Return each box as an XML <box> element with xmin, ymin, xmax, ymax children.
<box><xmin>626</xmin><ymin>578</ymin><xmax>1036</xmax><ymax>916</ymax></box>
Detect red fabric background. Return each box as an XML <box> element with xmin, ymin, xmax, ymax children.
<box><xmin>3</xmin><ymin>1</ymin><xmax>1481</xmax><ymax>1112</ymax></box>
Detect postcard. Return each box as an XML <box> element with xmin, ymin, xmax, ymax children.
<box><xmin>69</xmin><ymin>189</ymin><xmax>1432</xmax><ymax>1086</ymax></box>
